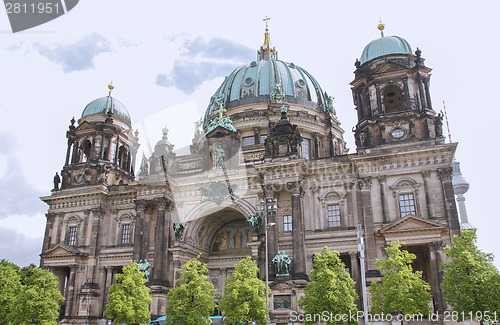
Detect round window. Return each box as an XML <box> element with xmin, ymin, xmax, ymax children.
<box><xmin>244</xmin><ymin>77</ymin><xmax>254</xmax><ymax>86</ymax></box>
<box><xmin>296</xmin><ymin>79</ymin><xmax>306</xmax><ymax>88</ymax></box>
<box><xmin>391</xmin><ymin>128</ymin><xmax>405</xmax><ymax>139</ymax></box>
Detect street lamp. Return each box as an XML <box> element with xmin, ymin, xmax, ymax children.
<box><xmin>257</xmin><ymin>198</ymin><xmax>277</xmax><ymax>325</ymax></box>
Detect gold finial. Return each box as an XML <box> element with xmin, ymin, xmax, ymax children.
<box><xmin>262</xmin><ymin>16</ymin><xmax>273</xmax><ymax>56</ymax></box>
<box><xmin>377</xmin><ymin>19</ymin><xmax>385</xmax><ymax>37</ymax></box>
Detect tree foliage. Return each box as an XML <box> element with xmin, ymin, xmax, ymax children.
<box><xmin>18</xmin><ymin>264</ymin><xmax>65</xmax><ymax>325</ymax></box>
<box><xmin>105</xmin><ymin>261</ymin><xmax>152</xmax><ymax>325</ymax></box>
<box><xmin>166</xmin><ymin>255</ymin><xmax>216</xmax><ymax>325</ymax></box>
<box><xmin>0</xmin><ymin>260</ymin><xmax>65</xmax><ymax>325</ymax></box>
<box><xmin>370</xmin><ymin>241</ymin><xmax>431</xmax><ymax>316</ymax></box>
<box><xmin>298</xmin><ymin>247</ymin><xmax>358</xmax><ymax>325</ymax></box>
<box><xmin>0</xmin><ymin>260</ymin><xmax>22</xmax><ymax>325</ymax></box>
<box><xmin>441</xmin><ymin>229</ymin><xmax>500</xmax><ymax>320</ymax></box>
<box><xmin>219</xmin><ymin>257</ymin><xmax>267</xmax><ymax>325</ymax></box>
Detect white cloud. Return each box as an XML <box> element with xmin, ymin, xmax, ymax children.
<box><xmin>35</xmin><ymin>32</ymin><xmax>112</xmax><ymax>73</ymax></box>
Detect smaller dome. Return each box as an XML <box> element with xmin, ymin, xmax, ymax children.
<box><xmin>360</xmin><ymin>36</ymin><xmax>412</xmax><ymax>65</ymax></box>
<box><xmin>81</xmin><ymin>95</ymin><xmax>131</xmax><ymax>125</ymax></box>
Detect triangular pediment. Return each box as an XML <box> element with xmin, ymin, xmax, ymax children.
<box><xmin>379</xmin><ymin>214</ymin><xmax>447</xmax><ymax>235</ymax></box>
<box><xmin>205</xmin><ymin>124</ymin><xmax>237</xmax><ymax>138</ymax></box>
<box><xmin>375</xmin><ymin>61</ymin><xmax>408</xmax><ymax>74</ymax></box>
<box><xmin>75</xmin><ymin>121</ymin><xmax>94</xmax><ymax>131</ymax></box>
<box><xmin>43</xmin><ymin>243</ymin><xmax>83</xmax><ymax>257</ymax></box>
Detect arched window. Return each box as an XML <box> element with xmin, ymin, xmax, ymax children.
<box><xmin>118</xmin><ymin>145</ymin><xmax>128</xmax><ymax>170</ymax></box>
<box><xmin>384</xmin><ymin>86</ymin><xmax>404</xmax><ymax>114</ymax></box>
<box><xmin>80</xmin><ymin>140</ymin><xmax>91</xmax><ymax>163</ymax></box>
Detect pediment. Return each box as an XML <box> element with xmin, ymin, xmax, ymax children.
<box><xmin>205</xmin><ymin>125</ymin><xmax>237</xmax><ymax>138</ymax></box>
<box><xmin>43</xmin><ymin>243</ymin><xmax>84</xmax><ymax>258</ymax></box>
<box><xmin>375</xmin><ymin>61</ymin><xmax>407</xmax><ymax>74</ymax></box>
<box><xmin>75</xmin><ymin>121</ymin><xmax>94</xmax><ymax>131</ymax></box>
<box><xmin>379</xmin><ymin>215</ymin><xmax>447</xmax><ymax>235</ymax></box>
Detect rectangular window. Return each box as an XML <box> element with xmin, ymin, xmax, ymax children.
<box><xmin>242</xmin><ymin>136</ymin><xmax>256</xmax><ymax>146</ymax></box>
<box><xmin>302</xmin><ymin>138</ymin><xmax>311</xmax><ymax>159</ymax></box>
<box><xmin>399</xmin><ymin>193</ymin><xmax>416</xmax><ymax>218</ymax></box>
<box><xmin>327</xmin><ymin>204</ymin><xmax>341</xmax><ymax>228</ymax></box>
<box><xmin>260</xmin><ymin>134</ymin><xmax>267</xmax><ymax>144</ymax></box>
<box><xmin>273</xmin><ymin>295</ymin><xmax>292</xmax><ymax>310</ymax></box>
<box><xmin>68</xmin><ymin>226</ymin><xmax>77</xmax><ymax>246</ymax></box>
<box><xmin>283</xmin><ymin>215</ymin><xmax>292</xmax><ymax>232</ymax></box>
<box><xmin>121</xmin><ymin>224</ymin><xmax>131</xmax><ymax>244</ymax></box>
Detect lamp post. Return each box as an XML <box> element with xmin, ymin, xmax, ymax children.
<box><xmin>257</xmin><ymin>198</ymin><xmax>277</xmax><ymax>325</ymax></box>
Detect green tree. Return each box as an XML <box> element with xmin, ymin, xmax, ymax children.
<box><xmin>298</xmin><ymin>246</ymin><xmax>358</xmax><ymax>325</ymax></box>
<box><xmin>17</xmin><ymin>264</ymin><xmax>65</xmax><ymax>325</ymax></box>
<box><xmin>0</xmin><ymin>260</ymin><xmax>22</xmax><ymax>324</ymax></box>
<box><xmin>166</xmin><ymin>255</ymin><xmax>216</xmax><ymax>325</ymax></box>
<box><xmin>441</xmin><ymin>229</ymin><xmax>500</xmax><ymax>320</ymax></box>
<box><xmin>370</xmin><ymin>241</ymin><xmax>431</xmax><ymax>317</ymax></box>
<box><xmin>219</xmin><ymin>257</ymin><xmax>267</xmax><ymax>325</ymax></box>
<box><xmin>105</xmin><ymin>261</ymin><xmax>152</xmax><ymax>325</ymax></box>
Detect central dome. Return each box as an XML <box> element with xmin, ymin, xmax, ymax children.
<box><xmin>203</xmin><ymin>37</ymin><xmax>332</xmax><ymax>126</ymax></box>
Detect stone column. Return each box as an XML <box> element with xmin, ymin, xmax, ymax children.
<box><xmin>289</xmin><ymin>181</ymin><xmax>307</xmax><ymax>280</ymax></box>
<box><xmin>423</xmin><ymin>77</ymin><xmax>432</xmax><ymax>110</ymax></box>
<box><xmin>71</xmin><ymin>139</ymin><xmax>79</xmax><ymax>164</ymax></box>
<box><xmin>310</xmin><ymin>185</ymin><xmax>319</xmax><ymax>230</ymax></box>
<box><xmin>378</xmin><ymin>175</ymin><xmax>389</xmax><ymax>224</ymax></box>
<box><xmin>428</xmin><ymin>242</ymin><xmax>445</xmax><ymax>313</ymax></box>
<box><xmin>80</xmin><ymin>209</ymin><xmax>91</xmax><ymax>247</ymax></box>
<box><xmin>55</xmin><ymin>212</ymin><xmax>64</xmax><ymax>245</ymax></box>
<box><xmin>65</xmin><ymin>265</ymin><xmax>77</xmax><ymax>317</ymax></box>
<box><xmin>349</xmin><ymin>251</ymin><xmax>362</xmax><ymax>309</ymax></box>
<box><xmin>99</xmin><ymin>133</ymin><xmax>105</xmax><ymax>159</ymax></box>
<box><xmin>97</xmin><ymin>266</ymin><xmax>107</xmax><ymax>318</ymax></box>
<box><xmin>357</xmin><ymin>177</ymin><xmax>376</xmax><ymax>271</ymax></box>
<box><xmin>152</xmin><ymin>197</ymin><xmax>169</xmax><ymax>285</ymax></box>
<box><xmin>102</xmin><ymin>266</ymin><xmax>112</xmax><ymax>314</ymax></box>
<box><xmin>403</xmin><ymin>77</ymin><xmax>412</xmax><ymax>110</ymax></box>
<box><xmin>106</xmin><ymin>134</ymin><xmax>113</xmax><ymax>161</ymax></box>
<box><xmin>438</xmin><ymin>168</ymin><xmax>460</xmax><ymax>236</ymax></box>
<box><xmin>262</xmin><ymin>185</ymin><xmax>278</xmax><ymax>279</ymax></box>
<box><xmin>89</xmin><ymin>207</ymin><xmax>104</xmax><ymax>283</ymax></box>
<box><xmin>114</xmin><ymin>135</ymin><xmax>120</xmax><ymax>164</ymax></box>
<box><xmin>416</xmin><ymin>73</ymin><xmax>427</xmax><ymax>109</ymax></box>
<box><xmin>42</xmin><ymin>213</ymin><xmax>55</xmax><ymax>254</ymax></box>
<box><xmin>422</xmin><ymin>170</ymin><xmax>435</xmax><ymax>219</ymax></box>
<box><xmin>376</xmin><ymin>87</ymin><xmax>383</xmax><ymax>114</ymax></box>
<box><xmin>133</xmin><ymin>200</ymin><xmax>146</xmax><ymax>261</ymax></box>
<box><xmin>344</xmin><ymin>182</ymin><xmax>355</xmax><ymax>227</ymax></box>
<box><xmin>65</xmin><ymin>139</ymin><xmax>73</xmax><ymax>166</ymax></box>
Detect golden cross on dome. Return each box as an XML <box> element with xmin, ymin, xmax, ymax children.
<box><xmin>263</xmin><ymin>16</ymin><xmax>271</xmax><ymax>30</ymax></box>
<box><xmin>215</xmin><ymin>105</ymin><xmax>227</xmax><ymax>120</ymax></box>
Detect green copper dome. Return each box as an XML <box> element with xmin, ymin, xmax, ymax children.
<box><xmin>203</xmin><ymin>59</ymin><xmax>333</xmax><ymax>126</ymax></box>
<box><xmin>81</xmin><ymin>95</ymin><xmax>131</xmax><ymax>125</ymax></box>
<box><xmin>360</xmin><ymin>35</ymin><xmax>412</xmax><ymax>65</ymax></box>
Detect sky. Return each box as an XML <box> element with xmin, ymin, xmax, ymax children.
<box><xmin>0</xmin><ymin>0</ymin><xmax>499</xmax><ymax>268</ymax></box>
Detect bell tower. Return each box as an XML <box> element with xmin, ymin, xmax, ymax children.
<box><xmin>351</xmin><ymin>24</ymin><xmax>444</xmax><ymax>151</ymax></box>
<box><xmin>59</xmin><ymin>85</ymin><xmax>139</xmax><ymax>189</ymax></box>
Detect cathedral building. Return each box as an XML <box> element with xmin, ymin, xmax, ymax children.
<box><xmin>40</xmin><ymin>24</ymin><xmax>466</xmax><ymax>324</ymax></box>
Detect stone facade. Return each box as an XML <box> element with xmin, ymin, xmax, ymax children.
<box><xmin>40</xmin><ymin>29</ymin><xmax>463</xmax><ymax>324</ymax></box>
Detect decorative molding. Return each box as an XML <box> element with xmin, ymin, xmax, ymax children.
<box><xmin>437</xmin><ymin>167</ymin><xmax>452</xmax><ymax>181</ymax></box>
